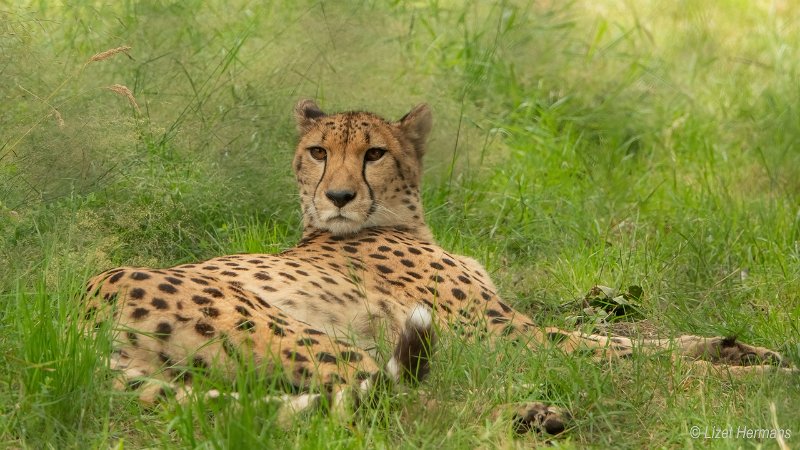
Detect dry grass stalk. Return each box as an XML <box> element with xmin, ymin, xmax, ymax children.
<box><xmin>2</xmin><ymin>47</ymin><xmax>135</xmax><ymax>163</ymax></box>
<box><xmin>17</xmin><ymin>84</ymin><xmax>64</xmax><ymax>129</ymax></box>
<box><xmin>52</xmin><ymin>109</ymin><xmax>65</xmax><ymax>128</ymax></box>
<box><xmin>106</xmin><ymin>84</ymin><xmax>141</xmax><ymax>113</ymax></box>
<box><xmin>770</xmin><ymin>402</ymin><xmax>789</xmax><ymax>450</ymax></box>
<box><xmin>87</xmin><ymin>46</ymin><xmax>132</xmax><ymax>64</ymax></box>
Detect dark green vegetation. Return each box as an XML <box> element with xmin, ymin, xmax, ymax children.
<box><xmin>2</xmin><ymin>1</ymin><xmax>799</xmax><ymax>448</ymax></box>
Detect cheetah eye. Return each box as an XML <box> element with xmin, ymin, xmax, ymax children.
<box><xmin>308</xmin><ymin>146</ymin><xmax>327</xmax><ymax>161</ymax></box>
<box><xmin>364</xmin><ymin>147</ymin><xmax>386</xmax><ymax>162</ymax></box>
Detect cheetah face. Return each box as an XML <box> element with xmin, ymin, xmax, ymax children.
<box><xmin>292</xmin><ymin>100</ymin><xmax>432</xmax><ymax>236</ymax></box>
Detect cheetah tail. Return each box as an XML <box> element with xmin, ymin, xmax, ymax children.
<box><xmin>347</xmin><ymin>305</ymin><xmax>435</xmax><ymax>412</ymax></box>
<box><xmin>386</xmin><ymin>304</ymin><xmax>436</xmax><ymax>385</ymax></box>
<box><xmin>272</xmin><ymin>305</ymin><xmax>436</xmax><ymax>421</ymax></box>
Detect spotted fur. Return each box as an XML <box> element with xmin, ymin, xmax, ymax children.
<box><xmin>84</xmin><ymin>100</ymin><xmax>794</xmax><ymax>434</ymax></box>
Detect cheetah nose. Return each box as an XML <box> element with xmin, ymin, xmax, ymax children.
<box><xmin>326</xmin><ymin>190</ymin><xmax>356</xmax><ymax>208</ymax></box>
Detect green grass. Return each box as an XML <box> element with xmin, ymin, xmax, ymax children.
<box><xmin>2</xmin><ymin>0</ymin><xmax>799</xmax><ymax>448</ymax></box>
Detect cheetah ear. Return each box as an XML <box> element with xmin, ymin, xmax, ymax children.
<box><xmin>294</xmin><ymin>99</ymin><xmax>326</xmax><ymax>134</ymax></box>
<box><xmin>398</xmin><ymin>104</ymin><xmax>432</xmax><ymax>158</ymax></box>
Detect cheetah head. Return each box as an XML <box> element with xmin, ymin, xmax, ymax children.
<box><xmin>293</xmin><ymin>100</ymin><xmax>432</xmax><ymax>236</ymax></box>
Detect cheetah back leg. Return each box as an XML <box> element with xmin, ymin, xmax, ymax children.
<box><xmin>475</xmin><ymin>298</ymin><xmax>794</xmax><ymax>373</ymax></box>
<box><xmin>515</xmin><ymin>326</ymin><xmax>795</xmax><ymax>374</ymax></box>
<box><xmin>638</xmin><ymin>335</ymin><xmax>795</xmax><ymax>374</ymax></box>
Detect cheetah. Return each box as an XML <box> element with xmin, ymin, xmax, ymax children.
<box><xmin>84</xmin><ymin>99</ymin><xmax>793</xmax><ymax>435</ymax></box>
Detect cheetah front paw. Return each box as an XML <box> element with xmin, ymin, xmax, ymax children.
<box><xmin>510</xmin><ymin>402</ymin><xmax>569</xmax><ymax>435</ymax></box>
